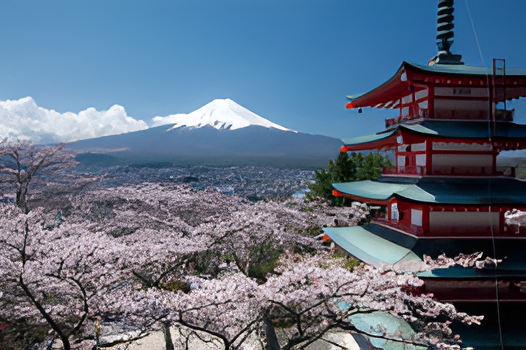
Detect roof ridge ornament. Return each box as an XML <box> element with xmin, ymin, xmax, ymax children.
<box><xmin>429</xmin><ymin>0</ymin><xmax>464</xmax><ymax>66</ymax></box>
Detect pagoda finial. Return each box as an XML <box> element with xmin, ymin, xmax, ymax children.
<box><xmin>429</xmin><ymin>0</ymin><xmax>463</xmax><ymax>65</ymax></box>
<box><xmin>436</xmin><ymin>0</ymin><xmax>455</xmax><ymax>53</ymax></box>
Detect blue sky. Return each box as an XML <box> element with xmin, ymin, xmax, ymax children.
<box><xmin>1</xmin><ymin>0</ymin><xmax>526</xmax><ymax>139</ymax></box>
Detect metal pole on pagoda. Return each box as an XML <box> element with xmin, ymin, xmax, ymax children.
<box><xmin>429</xmin><ymin>0</ymin><xmax>463</xmax><ymax>65</ymax></box>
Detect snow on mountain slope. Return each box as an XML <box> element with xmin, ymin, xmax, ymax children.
<box><xmin>153</xmin><ymin>99</ymin><xmax>294</xmax><ymax>132</ymax></box>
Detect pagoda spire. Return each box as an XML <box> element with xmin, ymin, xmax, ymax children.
<box><xmin>436</xmin><ymin>0</ymin><xmax>455</xmax><ymax>53</ymax></box>
<box><xmin>430</xmin><ymin>0</ymin><xmax>463</xmax><ymax>65</ymax></box>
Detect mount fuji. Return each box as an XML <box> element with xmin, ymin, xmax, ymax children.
<box><xmin>67</xmin><ymin>99</ymin><xmax>342</xmax><ymax>168</ymax></box>
<box><xmin>155</xmin><ymin>99</ymin><xmax>293</xmax><ymax>132</ymax></box>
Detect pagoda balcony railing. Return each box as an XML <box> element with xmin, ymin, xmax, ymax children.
<box><xmin>374</xmin><ymin>215</ymin><xmax>526</xmax><ymax>238</ymax></box>
<box><xmin>432</xmin><ymin>166</ymin><xmax>493</xmax><ymax>176</ymax></box>
<box><xmin>373</xmin><ymin>217</ymin><xmax>424</xmax><ymax>236</ymax></box>
<box><xmin>374</xmin><ymin>218</ymin><xmax>522</xmax><ymax>237</ymax></box>
<box><xmin>384</xmin><ymin>109</ymin><xmax>513</xmax><ymax>127</ymax></box>
<box><xmin>385</xmin><ymin>117</ymin><xmax>399</xmax><ymax>128</ymax></box>
<box><xmin>383</xmin><ymin>166</ymin><xmax>510</xmax><ymax>177</ymax></box>
<box><xmin>383</xmin><ymin>166</ymin><xmax>427</xmax><ymax>176</ymax></box>
<box><xmin>385</xmin><ymin>110</ymin><xmax>428</xmax><ymax>128</ymax></box>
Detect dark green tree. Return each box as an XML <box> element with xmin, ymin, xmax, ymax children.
<box><xmin>307</xmin><ymin>152</ymin><xmax>391</xmax><ymax>206</ymax></box>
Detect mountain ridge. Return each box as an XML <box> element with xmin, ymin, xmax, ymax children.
<box><xmin>68</xmin><ymin>124</ymin><xmax>341</xmax><ymax>169</ymax></box>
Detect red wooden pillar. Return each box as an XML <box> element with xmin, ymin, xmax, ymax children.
<box><xmin>422</xmin><ymin>205</ymin><xmax>430</xmax><ymax>235</ymax></box>
<box><xmin>492</xmin><ymin>149</ymin><xmax>499</xmax><ymax>175</ymax></box>
<box><xmin>428</xmin><ymin>86</ymin><xmax>435</xmax><ymax>118</ymax></box>
<box><xmin>425</xmin><ymin>139</ymin><xmax>433</xmax><ymax>175</ymax></box>
<box><xmin>411</xmin><ymin>85</ymin><xmax>416</xmax><ymax>118</ymax></box>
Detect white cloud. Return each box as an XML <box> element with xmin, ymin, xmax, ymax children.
<box><xmin>151</xmin><ymin>113</ymin><xmax>187</xmax><ymax>127</ymax></box>
<box><xmin>0</xmin><ymin>97</ymin><xmax>148</xmax><ymax>144</ymax></box>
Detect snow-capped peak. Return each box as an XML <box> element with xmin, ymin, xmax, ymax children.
<box><xmin>154</xmin><ymin>99</ymin><xmax>293</xmax><ymax>132</ymax></box>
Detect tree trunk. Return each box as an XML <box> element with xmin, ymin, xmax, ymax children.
<box><xmin>19</xmin><ymin>276</ymin><xmax>71</xmax><ymax>350</ymax></box>
<box><xmin>263</xmin><ymin>313</ymin><xmax>281</xmax><ymax>350</ymax></box>
<box><xmin>162</xmin><ymin>322</ymin><xmax>174</xmax><ymax>350</ymax></box>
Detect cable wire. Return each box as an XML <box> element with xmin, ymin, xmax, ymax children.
<box><xmin>464</xmin><ymin>0</ymin><xmax>485</xmax><ymax>65</ymax></box>
<box><xmin>464</xmin><ymin>1</ymin><xmax>504</xmax><ymax>348</ymax></box>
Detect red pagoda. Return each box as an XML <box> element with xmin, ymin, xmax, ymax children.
<box><xmin>323</xmin><ymin>1</ymin><xmax>526</xmax><ymax>348</ymax></box>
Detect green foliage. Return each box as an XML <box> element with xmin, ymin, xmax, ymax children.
<box><xmin>246</xmin><ymin>194</ymin><xmax>265</xmax><ymax>202</ymax></box>
<box><xmin>247</xmin><ymin>258</ymin><xmax>280</xmax><ymax>282</ymax></box>
<box><xmin>299</xmin><ymin>207</ymin><xmax>313</xmax><ymax>212</ymax></box>
<box><xmin>162</xmin><ymin>280</ymin><xmax>191</xmax><ymax>294</ymax></box>
<box><xmin>193</xmin><ymin>250</ymin><xmax>222</xmax><ymax>277</ymax></box>
<box><xmin>246</xmin><ymin>242</ymin><xmax>282</xmax><ymax>282</ymax></box>
<box><xmin>306</xmin><ymin>152</ymin><xmax>391</xmax><ymax>206</ymax></box>
<box><xmin>190</xmin><ymin>243</ymin><xmax>283</xmax><ymax>283</ymax></box>
<box><xmin>331</xmin><ymin>250</ymin><xmax>361</xmax><ymax>271</ymax></box>
<box><xmin>108</xmin><ymin>227</ymin><xmax>138</xmax><ymax>238</ymax></box>
<box><xmin>302</xmin><ymin>225</ymin><xmax>323</xmax><ymax>237</ymax></box>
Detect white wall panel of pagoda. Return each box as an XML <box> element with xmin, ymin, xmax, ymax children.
<box><xmin>431</xmin><ymin>154</ymin><xmax>493</xmax><ymax>175</ymax></box>
<box><xmin>429</xmin><ymin>211</ymin><xmax>499</xmax><ymax>236</ymax></box>
<box><xmin>373</xmin><ymin>197</ymin><xmax>526</xmax><ymax>238</ymax></box>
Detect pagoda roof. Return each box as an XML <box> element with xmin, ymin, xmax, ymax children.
<box><xmin>346</xmin><ymin>62</ymin><xmax>409</xmax><ymax>110</ymax></box>
<box><xmin>340</xmin><ymin>129</ymin><xmax>395</xmax><ymax>148</ymax></box>
<box><xmin>333</xmin><ymin>177</ymin><xmax>526</xmax><ymax>205</ymax></box>
<box><xmin>341</xmin><ymin>121</ymin><xmax>526</xmax><ymax>150</ymax></box>
<box><xmin>346</xmin><ymin>61</ymin><xmax>526</xmax><ymax>110</ymax></box>
<box><xmin>400</xmin><ymin>120</ymin><xmax>526</xmax><ymax>139</ymax></box>
<box><xmin>324</xmin><ymin>224</ymin><xmax>526</xmax><ymax>347</ymax></box>
<box><xmin>324</xmin><ymin>224</ymin><xmax>526</xmax><ymax>274</ymax></box>
<box><xmin>322</xmin><ymin>226</ymin><xmax>421</xmax><ymax>267</ymax></box>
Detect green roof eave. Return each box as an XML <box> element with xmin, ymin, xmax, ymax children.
<box><xmin>341</xmin><ymin>130</ymin><xmax>396</xmax><ymax>147</ymax></box>
<box><xmin>402</xmin><ymin>121</ymin><xmax>526</xmax><ymax>139</ymax></box>
<box><xmin>323</xmin><ymin>226</ymin><xmax>421</xmax><ymax>267</ymax></box>
<box><xmin>325</xmin><ymin>225</ymin><xmax>526</xmax><ymax>278</ymax></box>
<box><xmin>333</xmin><ymin>180</ymin><xmax>436</xmax><ymax>203</ymax></box>
<box><xmin>399</xmin><ymin>123</ymin><xmax>439</xmax><ymax>135</ymax></box>
<box><xmin>334</xmin><ymin>177</ymin><xmax>526</xmax><ymax>205</ymax></box>
<box><xmin>342</xmin><ymin>122</ymin><xmax>526</xmax><ymax>149</ymax></box>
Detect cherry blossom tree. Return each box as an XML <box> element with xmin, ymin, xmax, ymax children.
<box><xmin>0</xmin><ymin>141</ymin><xmax>78</xmax><ymax>212</ymax></box>
<box><xmin>505</xmin><ymin>208</ymin><xmax>526</xmax><ymax>228</ymax></box>
<box><xmin>108</xmin><ymin>252</ymin><xmax>482</xmax><ymax>350</ymax></box>
<box><xmin>63</xmin><ymin>183</ymin><xmax>355</xmax><ymax>347</ymax></box>
<box><xmin>259</xmin><ymin>253</ymin><xmax>482</xmax><ymax>350</ymax></box>
<box><xmin>66</xmin><ymin>184</ymin><xmax>480</xmax><ymax>350</ymax></box>
<box><xmin>67</xmin><ymin>183</ymin><xmax>361</xmax><ymax>283</ymax></box>
<box><xmin>0</xmin><ymin>205</ymin><xmax>130</xmax><ymax>350</ymax></box>
<box><xmin>0</xmin><ymin>183</ymin><xmax>483</xmax><ymax>350</ymax></box>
